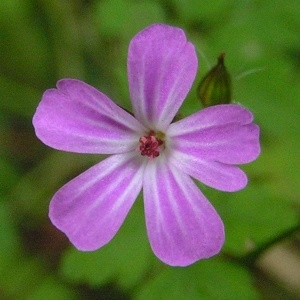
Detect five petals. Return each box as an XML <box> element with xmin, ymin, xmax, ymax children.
<box><xmin>33</xmin><ymin>24</ymin><xmax>260</xmax><ymax>266</ymax></box>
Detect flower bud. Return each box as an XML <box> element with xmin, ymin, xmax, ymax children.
<box><xmin>197</xmin><ymin>53</ymin><xmax>232</xmax><ymax>107</ymax></box>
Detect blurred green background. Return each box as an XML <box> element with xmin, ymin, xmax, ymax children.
<box><xmin>1</xmin><ymin>0</ymin><xmax>300</xmax><ymax>299</ymax></box>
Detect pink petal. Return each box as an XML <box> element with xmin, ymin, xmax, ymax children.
<box><xmin>168</xmin><ymin>152</ymin><xmax>248</xmax><ymax>192</ymax></box>
<box><xmin>49</xmin><ymin>153</ymin><xmax>145</xmax><ymax>251</ymax></box>
<box><xmin>168</xmin><ymin>104</ymin><xmax>260</xmax><ymax>164</ymax></box>
<box><xmin>167</xmin><ymin>104</ymin><xmax>260</xmax><ymax>192</ymax></box>
<box><xmin>128</xmin><ymin>24</ymin><xmax>198</xmax><ymax>130</ymax></box>
<box><xmin>170</xmin><ymin>104</ymin><xmax>255</xmax><ymax>128</ymax></box>
<box><xmin>143</xmin><ymin>159</ymin><xmax>224</xmax><ymax>266</ymax></box>
<box><xmin>33</xmin><ymin>79</ymin><xmax>145</xmax><ymax>154</ymax></box>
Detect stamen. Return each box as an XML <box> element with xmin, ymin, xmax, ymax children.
<box><xmin>139</xmin><ymin>131</ymin><xmax>164</xmax><ymax>159</ymax></box>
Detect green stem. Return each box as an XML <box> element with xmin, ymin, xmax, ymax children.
<box><xmin>238</xmin><ymin>223</ymin><xmax>300</xmax><ymax>266</ymax></box>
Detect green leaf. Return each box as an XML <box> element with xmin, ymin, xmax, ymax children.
<box><xmin>61</xmin><ymin>198</ymin><xmax>152</xmax><ymax>289</ymax></box>
<box><xmin>0</xmin><ymin>157</ymin><xmax>20</xmax><ymax>195</ymax></box>
<box><xmin>0</xmin><ymin>0</ymin><xmax>52</xmax><ymax>87</ymax></box>
<box><xmin>0</xmin><ymin>202</ymin><xmax>21</xmax><ymax>258</ymax></box>
<box><xmin>136</xmin><ymin>257</ymin><xmax>259</xmax><ymax>299</ymax></box>
<box><xmin>94</xmin><ymin>0</ymin><xmax>165</xmax><ymax>40</ymax></box>
<box><xmin>233</xmin><ymin>56</ymin><xmax>300</xmax><ymax>201</ymax></box>
<box><xmin>12</xmin><ymin>151</ymin><xmax>99</xmax><ymax>218</ymax></box>
<box><xmin>36</xmin><ymin>0</ymin><xmax>86</xmax><ymax>79</ymax></box>
<box><xmin>0</xmin><ymin>75</ymin><xmax>41</xmax><ymax>118</ymax></box>
<box><xmin>0</xmin><ymin>257</ymin><xmax>46</xmax><ymax>299</ymax></box>
<box><xmin>173</xmin><ymin>0</ymin><xmax>234</xmax><ymax>24</ymax></box>
<box><xmin>208</xmin><ymin>185</ymin><xmax>298</xmax><ymax>256</ymax></box>
<box><xmin>27</xmin><ymin>276</ymin><xmax>78</xmax><ymax>300</ymax></box>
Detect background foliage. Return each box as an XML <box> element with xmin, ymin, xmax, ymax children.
<box><xmin>1</xmin><ymin>0</ymin><xmax>300</xmax><ymax>299</ymax></box>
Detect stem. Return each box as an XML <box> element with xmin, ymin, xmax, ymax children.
<box><xmin>238</xmin><ymin>223</ymin><xmax>300</xmax><ymax>266</ymax></box>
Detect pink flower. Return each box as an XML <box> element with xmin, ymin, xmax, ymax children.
<box><xmin>33</xmin><ymin>24</ymin><xmax>260</xmax><ymax>266</ymax></box>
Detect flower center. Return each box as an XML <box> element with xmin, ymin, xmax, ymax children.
<box><xmin>139</xmin><ymin>131</ymin><xmax>164</xmax><ymax>159</ymax></box>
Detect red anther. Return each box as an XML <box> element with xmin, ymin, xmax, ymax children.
<box><xmin>139</xmin><ymin>132</ymin><xmax>163</xmax><ymax>159</ymax></box>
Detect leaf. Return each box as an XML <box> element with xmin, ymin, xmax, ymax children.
<box><xmin>207</xmin><ymin>185</ymin><xmax>298</xmax><ymax>256</ymax></box>
<box><xmin>12</xmin><ymin>151</ymin><xmax>99</xmax><ymax>218</ymax></box>
<box><xmin>173</xmin><ymin>0</ymin><xmax>234</xmax><ymax>24</ymax></box>
<box><xmin>0</xmin><ymin>257</ymin><xmax>46</xmax><ymax>299</ymax></box>
<box><xmin>27</xmin><ymin>276</ymin><xmax>78</xmax><ymax>300</ymax></box>
<box><xmin>0</xmin><ymin>75</ymin><xmax>41</xmax><ymax>118</ymax></box>
<box><xmin>61</xmin><ymin>197</ymin><xmax>152</xmax><ymax>289</ymax></box>
<box><xmin>0</xmin><ymin>157</ymin><xmax>20</xmax><ymax>195</ymax></box>
<box><xmin>0</xmin><ymin>0</ymin><xmax>52</xmax><ymax>87</ymax></box>
<box><xmin>94</xmin><ymin>0</ymin><xmax>165</xmax><ymax>40</ymax></box>
<box><xmin>136</xmin><ymin>257</ymin><xmax>259</xmax><ymax>299</ymax></box>
<box><xmin>0</xmin><ymin>201</ymin><xmax>20</xmax><ymax>255</ymax></box>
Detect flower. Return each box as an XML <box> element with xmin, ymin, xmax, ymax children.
<box><xmin>32</xmin><ymin>24</ymin><xmax>260</xmax><ymax>266</ymax></box>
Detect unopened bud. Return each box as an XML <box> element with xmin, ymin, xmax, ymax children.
<box><xmin>197</xmin><ymin>53</ymin><xmax>232</xmax><ymax>107</ymax></box>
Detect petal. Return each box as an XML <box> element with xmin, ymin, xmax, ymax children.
<box><xmin>168</xmin><ymin>104</ymin><xmax>261</xmax><ymax>164</ymax></box>
<box><xmin>170</xmin><ymin>104</ymin><xmax>255</xmax><ymax>129</ymax></box>
<box><xmin>33</xmin><ymin>79</ymin><xmax>145</xmax><ymax>154</ymax></box>
<box><xmin>49</xmin><ymin>153</ymin><xmax>145</xmax><ymax>251</ymax></box>
<box><xmin>128</xmin><ymin>24</ymin><xmax>198</xmax><ymax>130</ymax></box>
<box><xmin>166</xmin><ymin>104</ymin><xmax>260</xmax><ymax>192</ymax></box>
<box><xmin>168</xmin><ymin>151</ymin><xmax>248</xmax><ymax>192</ymax></box>
<box><xmin>143</xmin><ymin>160</ymin><xmax>224</xmax><ymax>266</ymax></box>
